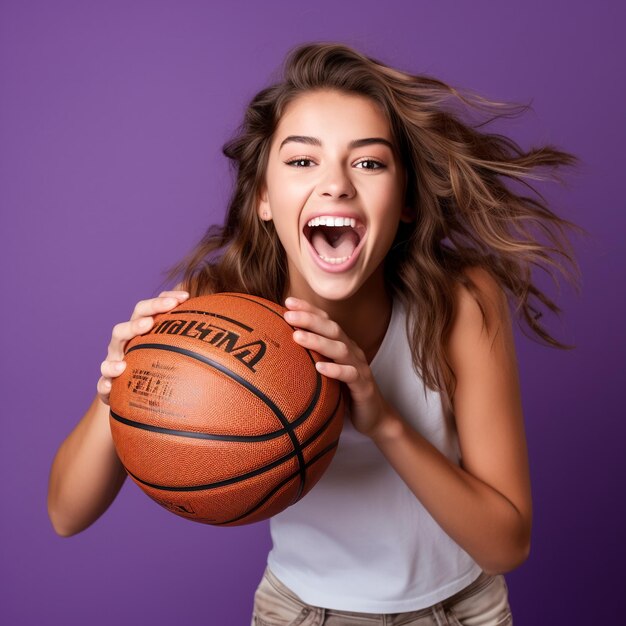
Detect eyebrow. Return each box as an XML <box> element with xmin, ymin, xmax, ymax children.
<box><xmin>279</xmin><ymin>135</ymin><xmax>395</xmax><ymax>152</ymax></box>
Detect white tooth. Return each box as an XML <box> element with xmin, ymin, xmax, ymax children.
<box><xmin>319</xmin><ymin>254</ymin><xmax>349</xmax><ymax>264</ymax></box>
<box><xmin>310</xmin><ymin>216</ymin><xmax>359</xmax><ymax>229</ymax></box>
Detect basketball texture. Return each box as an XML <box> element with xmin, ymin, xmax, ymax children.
<box><xmin>108</xmin><ymin>292</ymin><xmax>345</xmax><ymax>526</ymax></box>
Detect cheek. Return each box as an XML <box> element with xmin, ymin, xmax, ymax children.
<box><xmin>369</xmin><ymin>207</ymin><xmax>406</xmax><ymax>250</ymax></box>
<box><xmin>269</xmin><ymin>212</ymin><xmax>301</xmax><ymax>252</ymax></box>
<box><xmin>267</xmin><ymin>179</ymin><xmax>306</xmax><ymax>210</ymax></box>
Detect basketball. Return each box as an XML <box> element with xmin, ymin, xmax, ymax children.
<box><xmin>108</xmin><ymin>292</ymin><xmax>345</xmax><ymax>526</ymax></box>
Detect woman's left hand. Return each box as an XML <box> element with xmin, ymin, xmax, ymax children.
<box><xmin>283</xmin><ymin>296</ymin><xmax>395</xmax><ymax>439</ymax></box>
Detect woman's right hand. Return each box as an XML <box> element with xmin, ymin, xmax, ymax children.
<box><xmin>96</xmin><ymin>290</ymin><xmax>190</xmax><ymax>405</ymax></box>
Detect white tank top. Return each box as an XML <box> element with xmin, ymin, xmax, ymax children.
<box><xmin>266</xmin><ymin>296</ymin><xmax>484</xmax><ymax>613</ymax></box>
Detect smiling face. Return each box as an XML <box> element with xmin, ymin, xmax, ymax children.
<box><xmin>257</xmin><ymin>89</ymin><xmax>412</xmax><ymax>305</ymax></box>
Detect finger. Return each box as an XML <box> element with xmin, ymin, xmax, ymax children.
<box><xmin>96</xmin><ymin>376</ymin><xmax>112</xmax><ymax>405</ymax></box>
<box><xmin>283</xmin><ymin>309</ymin><xmax>343</xmax><ymax>340</ymax></box>
<box><xmin>284</xmin><ymin>297</ymin><xmax>330</xmax><ymax>320</ymax></box>
<box><xmin>100</xmin><ymin>359</ymin><xmax>127</xmax><ymax>379</ymax></box>
<box><xmin>130</xmin><ymin>294</ymin><xmax>187</xmax><ymax>321</ymax></box>
<box><xmin>108</xmin><ymin>317</ymin><xmax>153</xmax><ymax>360</ymax></box>
<box><xmin>315</xmin><ymin>361</ymin><xmax>360</xmax><ymax>384</ymax></box>
<box><xmin>292</xmin><ymin>329</ymin><xmax>353</xmax><ymax>364</ymax></box>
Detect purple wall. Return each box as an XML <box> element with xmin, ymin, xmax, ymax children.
<box><xmin>1</xmin><ymin>1</ymin><xmax>623</xmax><ymax>624</ymax></box>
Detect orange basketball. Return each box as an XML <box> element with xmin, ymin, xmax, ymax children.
<box><xmin>108</xmin><ymin>292</ymin><xmax>345</xmax><ymax>526</ymax></box>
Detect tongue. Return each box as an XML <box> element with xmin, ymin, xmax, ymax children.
<box><xmin>310</xmin><ymin>226</ymin><xmax>360</xmax><ymax>260</ymax></box>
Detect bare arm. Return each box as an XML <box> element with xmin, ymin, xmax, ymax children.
<box><xmin>47</xmin><ymin>394</ymin><xmax>127</xmax><ymax>537</ymax></box>
<box><xmin>47</xmin><ymin>289</ymin><xmax>190</xmax><ymax>537</ymax></box>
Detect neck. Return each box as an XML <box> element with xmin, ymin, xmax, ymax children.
<box><xmin>324</xmin><ymin>290</ymin><xmax>393</xmax><ymax>363</ymax></box>
<box><xmin>285</xmin><ymin>273</ymin><xmax>393</xmax><ymax>365</ymax></box>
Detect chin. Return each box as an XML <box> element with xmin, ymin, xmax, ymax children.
<box><xmin>309</xmin><ymin>283</ymin><xmax>360</xmax><ymax>303</ymax></box>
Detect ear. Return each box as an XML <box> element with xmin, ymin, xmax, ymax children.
<box><xmin>257</xmin><ymin>185</ymin><xmax>272</xmax><ymax>221</ymax></box>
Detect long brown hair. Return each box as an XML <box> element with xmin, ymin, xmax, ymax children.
<box><xmin>165</xmin><ymin>41</ymin><xmax>587</xmax><ymax>414</ymax></box>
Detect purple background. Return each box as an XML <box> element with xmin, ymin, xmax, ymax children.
<box><xmin>1</xmin><ymin>1</ymin><xmax>624</xmax><ymax>624</ymax></box>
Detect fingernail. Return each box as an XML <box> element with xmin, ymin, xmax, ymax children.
<box><xmin>164</xmin><ymin>297</ymin><xmax>177</xmax><ymax>306</ymax></box>
<box><xmin>285</xmin><ymin>297</ymin><xmax>298</xmax><ymax>306</ymax></box>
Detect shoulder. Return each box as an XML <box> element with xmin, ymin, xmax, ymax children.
<box><xmin>445</xmin><ymin>266</ymin><xmax>511</xmax><ymax>358</ymax></box>
<box><xmin>444</xmin><ymin>267</ymin><xmax>524</xmax><ymax>472</ymax></box>
<box><xmin>459</xmin><ymin>265</ymin><xmax>504</xmax><ymax>300</ymax></box>
<box><xmin>444</xmin><ymin>265</ymin><xmax>517</xmax><ymax>407</ymax></box>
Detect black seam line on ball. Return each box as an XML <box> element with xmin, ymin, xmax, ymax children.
<box><xmin>225</xmin><ymin>294</ymin><xmax>322</xmax><ymax>503</ymax></box>
<box><xmin>120</xmin><ymin>391</ymin><xmax>342</xmax><ymax>493</ymax></box>
<box><xmin>110</xmin><ymin>409</ymin><xmax>287</xmax><ymax>442</ymax></box>
<box><xmin>223</xmin><ymin>293</ymin><xmax>317</xmax><ymax>367</ymax></box>
<box><xmin>166</xmin><ymin>309</ymin><xmax>252</xmax><ymax>332</ymax></box>
<box><xmin>109</xmin><ymin>375</ymin><xmax>333</xmax><ymax>442</ymax></box>
<box><xmin>124</xmin><ymin>342</ymin><xmax>313</xmax><ymax>498</ymax></box>
<box><xmin>213</xmin><ymin>440</ymin><xmax>339</xmax><ymax>525</ymax></box>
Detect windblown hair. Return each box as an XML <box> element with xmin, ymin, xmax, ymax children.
<box><xmin>165</xmin><ymin>41</ymin><xmax>586</xmax><ymax>414</ymax></box>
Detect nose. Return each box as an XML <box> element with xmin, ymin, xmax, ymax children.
<box><xmin>316</xmin><ymin>161</ymin><xmax>356</xmax><ymax>200</ymax></box>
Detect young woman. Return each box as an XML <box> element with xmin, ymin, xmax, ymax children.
<box><xmin>48</xmin><ymin>42</ymin><xmax>584</xmax><ymax>625</ymax></box>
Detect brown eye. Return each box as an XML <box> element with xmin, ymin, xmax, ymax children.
<box><xmin>285</xmin><ymin>158</ymin><xmax>314</xmax><ymax>167</ymax></box>
<box><xmin>355</xmin><ymin>159</ymin><xmax>385</xmax><ymax>170</ymax></box>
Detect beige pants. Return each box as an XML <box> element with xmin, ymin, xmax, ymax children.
<box><xmin>251</xmin><ymin>566</ymin><xmax>513</xmax><ymax>625</ymax></box>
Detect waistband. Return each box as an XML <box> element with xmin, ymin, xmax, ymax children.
<box><xmin>264</xmin><ymin>566</ymin><xmax>495</xmax><ymax>617</ymax></box>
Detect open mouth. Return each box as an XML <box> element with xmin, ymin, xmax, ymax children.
<box><xmin>303</xmin><ymin>216</ymin><xmax>367</xmax><ymax>265</ymax></box>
